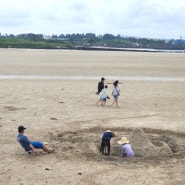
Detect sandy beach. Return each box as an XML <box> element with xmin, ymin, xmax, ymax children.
<box><xmin>0</xmin><ymin>48</ymin><xmax>185</xmax><ymax>185</ymax></box>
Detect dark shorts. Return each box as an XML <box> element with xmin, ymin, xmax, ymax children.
<box><xmin>31</xmin><ymin>142</ymin><xmax>43</xmax><ymax>149</ymax></box>
<box><xmin>102</xmin><ymin>98</ymin><xmax>106</xmax><ymax>102</ymax></box>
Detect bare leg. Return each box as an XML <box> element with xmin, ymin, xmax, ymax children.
<box><xmin>96</xmin><ymin>99</ymin><xmax>102</xmax><ymax>105</ymax></box>
<box><xmin>111</xmin><ymin>98</ymin><xmax>119</xmax><ymax>107</ymax></box>
<box><xmin>42</xmin><ymin>144</ymin><xmax>55</xmax><ymax>153</ymax></box>
<box><xmin>111</xmin><ymin>99</ymin><xmax>116</xmax><ymax>106</ymax></box>
<box><xmin>115</xmin><ymin>99</ymin><xmax>119</xmax><ymax>107</ymax></box>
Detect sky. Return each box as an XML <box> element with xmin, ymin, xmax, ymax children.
<box><xmin>0</xmin><ymin>0</ymin><xmax>185</xmax><ymax>39</ymax></box>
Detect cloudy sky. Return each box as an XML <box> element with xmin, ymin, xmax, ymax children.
<box><xmin>0</xmin><ymin>0</ymin><xmax>185</xmax><ymax>39</ymax></box>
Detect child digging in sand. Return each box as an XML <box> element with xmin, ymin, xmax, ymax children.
<box><xmin>101</xmin><ymin>130</ymin><xmax>115</xmax><ymax>155</ymax></box>
<box><xmin>17</xmin><ymin>126</ymin><xmax>55</xmax><ymax>154</ymax></box>
<box><xmin>117</xmin><ymin>137</ymin><xmax>134</xmax><ymax>157</ymax></box>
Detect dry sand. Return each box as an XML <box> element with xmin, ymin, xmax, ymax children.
<box><xmin>0</xmin><ymin>48</ymin><xmax>185</xmax><ymax>185</ymax></box>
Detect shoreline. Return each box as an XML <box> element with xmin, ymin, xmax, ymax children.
<box><xmin>1</xmin><ymin>47</ymin><xmax>185</xmax><ymax>53</ymax></box>
<box><xmin>1</xmin><ymin>75</ymin><xmax>185</xmax><ymax>82</ymax></box>
<box><xmin>77</xmin><ymin>46</ymin><xmax>185</xmax><ymax>53</ymax></box>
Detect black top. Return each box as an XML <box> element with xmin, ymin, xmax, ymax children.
<box><xmin>97</xmin><ymin>81</ymin><xmax>104</xmax><ymax>94</ymax></box>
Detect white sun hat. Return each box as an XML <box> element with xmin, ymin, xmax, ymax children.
<box><xmin>105</xmin><ymin>130</ymin><xmax>111</xmax><ymax>132</ymax></box>
<box><xmin>117</xmin><ymin>137</ymin><xmax>129</xmax><ymax>145</ymax></box>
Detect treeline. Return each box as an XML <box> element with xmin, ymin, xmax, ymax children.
<box><xmin>0</xmin><ymin>33</ymin><xmax>74</xmax><ymax>49</ymax></box>
<box><xmin>0</xmin><ymin>33</ymin><xmax>185</xmax><ymax>50</ymax></box>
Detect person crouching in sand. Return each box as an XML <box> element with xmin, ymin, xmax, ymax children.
<box><xmin>17</xmin><ymin>126</ymin><xmax>55</xmax><ymax>154</ymax></box>
<box><xmin>117</xmin><ymin>137</ymin><xmax>134</xmax><ymax>157</ymax></box>
<box><xmin>101</xmin><ymin>130</ymin><xmax>115</xmax><ymax>155</ymax></box>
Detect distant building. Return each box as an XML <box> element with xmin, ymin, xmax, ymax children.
<box><xmin>132</xmin><ymin>42</ymin><xmax>140</xmax><ymax>47</ymax></box>
<box><xmin>164</xmin><ymin>40</ymin><xmax>170</xmax><ymax>44</ymax></box>
<box><xmin>172</xmin><ymin>40</ymin><xmax>185</xmax><ymax>45</ymax></box>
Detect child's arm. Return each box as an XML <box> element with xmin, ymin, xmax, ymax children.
<box><xmin>29</xmin><ymin>143</ymin><xmax>37</xmax><ymax>153</ymax></box>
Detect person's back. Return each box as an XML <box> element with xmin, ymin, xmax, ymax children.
<box><xmin>101</xmin><ymin>130</ymin><xmax>113</xmax><ymax>155</ymax></box>
<box><xmin>17</xmin><ymin>133</ymin><xmax>32</xmax><ymax>151</ymax></box>
<box><xmin>121</xmin><ymin>143</ymin><xmax>134</xmax><ymax>157</ymax></box>
<box><xmin>117</xmin><ymin>136</ymin><xmax>134</xmax><ymax>157</ymax></box>
<box><xmin>100</xmin><ymin>87</ymin><xmax>108</xmax><ymax>99</ymax></box>
<box><xmin>17</xmin><ymin>125</ymin><xmax>55</xmax><ymax>153</ymax></box>
<box><xmin>97</xmin><ymin>77</ymin><xmax>105</xmax><ymax>94</ymax></box>
<box><xmin>111</xmin><ymin>80</ymin><xmax>120</xmax><ymax>107</ymax></box>
<box><xmin>102</xmin><ymin>131</ymin><xmax>112</xmax><ymax>140</ymax></box>
<box><xmin>112</xmin><ymin>85</ymin><xmax>120</xmax><ymax>96</ymax></box>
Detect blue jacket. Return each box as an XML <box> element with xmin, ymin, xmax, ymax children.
<box><xmin>17</xmin><ymin>134</ymin><xmax>32</xmax><ymax>151</ymax></box>
<box><xmin>102</xmin><ymin>132</ymin><xmax>112</xmax><ymax>140</ymax></box>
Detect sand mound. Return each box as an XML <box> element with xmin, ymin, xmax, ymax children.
<box><xmin>129</xmin><ymin>128</ymin><xmax>155</xmax><ymax>148</ymax></box>
<box><xmin>112</xmin><ymin>128</ymin><xmax>173</xmax><ymax>157</ymax></box>
<box><xmin>50</xmin><ymin>126</ymin><xmax>184</xmax><ymax>161</ymax></box>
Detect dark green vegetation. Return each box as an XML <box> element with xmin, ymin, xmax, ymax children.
<box><xmin>0</xmin><ymin>33</ymin><xmax>185</xmax><ymax>50</ymax></box>
<box><xmin>0</xmin><ymin>34</ymin><xmax>74</xmax><ymax>49</ymax></box>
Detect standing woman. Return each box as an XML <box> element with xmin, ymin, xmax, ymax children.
<box><xmin>111</xmin><ymin>80</ymin><xmax>120</xmax><ymax>107</ymax></box>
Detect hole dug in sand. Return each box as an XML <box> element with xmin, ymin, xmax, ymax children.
<box><xmin>50</xmin><ymin>127</ymin><xmax>185</xmax><ymax>161</ymax></box>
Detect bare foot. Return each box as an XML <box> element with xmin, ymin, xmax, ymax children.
<box><xmin>48</xmin><ymin>149</ymin><xmax>55</xmax><ymax>153</ymax></box>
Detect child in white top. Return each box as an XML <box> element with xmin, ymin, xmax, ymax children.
<box><xmin>96</xmin><ymin>85</ymin><xmax>108</xmax><ymax>106</ymax></box>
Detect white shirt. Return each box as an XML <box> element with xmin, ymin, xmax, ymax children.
<box><xmin>99</xmin><ymin>88</ymin><xmax>108</xmax><ymax>98</ymax></box>
<box><xmin>112</xmin><ymin>86</ymin><xmax>120</xmax><ymax>96</ymax></box>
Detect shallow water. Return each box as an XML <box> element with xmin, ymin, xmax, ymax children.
<box><xmin>0</xmin><ymin>75</ymin><xmax>185</xmax><ymax>82</ymax></box>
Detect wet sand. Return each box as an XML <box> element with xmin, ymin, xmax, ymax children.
<box><xmin>0</xmin><ymin>49</ymin><xmax>185</xmax><ymax>185</ymax></box>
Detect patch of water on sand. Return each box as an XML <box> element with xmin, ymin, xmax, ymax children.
<box><xmin>1</xmin><ymin>75</ymin><xmax>185</xmax><ymax>82</ymax></box>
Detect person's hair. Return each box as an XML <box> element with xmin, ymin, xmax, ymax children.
<box><xmin>111</xmin><ymin>132</ymin><xmax>115</xmax><ymax>137</ymax></box>
<box><xmin>101</xmin><ymin>77</ymin><xmax>105</xmax><ymax>81</ymax></box>
<box><xmin>113</xmin><ymin>80</ymin><xmax>119</xmax><ymax>87</ymax></box>
<box><xmin>105</xmin><ymin>85</ymin><xmax>108</xmax><ymax>88</ymax></box>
